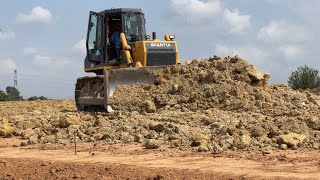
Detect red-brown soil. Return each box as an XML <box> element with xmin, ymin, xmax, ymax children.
<box><xmin>0</xmin><ymin>138</ymin><xmax>319</xmax><ymax>180</ymax></box>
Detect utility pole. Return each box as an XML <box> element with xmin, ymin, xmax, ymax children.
<box><xmin>14</xmin><ymin>69</ymin><xmax>18</xmax><ymax>89</ymax></box>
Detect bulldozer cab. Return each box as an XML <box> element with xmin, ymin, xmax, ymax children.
<box><xmin>86</xmin><ymin>8</ymin><xmax>146</xmax><ymax>66</ymax></box>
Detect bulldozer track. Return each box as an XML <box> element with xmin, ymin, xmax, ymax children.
<box><xmin>75</xmin><ymin>76</ymin><xmax>107</xmax><ymax>112</ymax></box>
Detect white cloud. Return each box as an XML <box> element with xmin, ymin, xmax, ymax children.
<box><xmin>0</xmin><ymin>58</ymin><xmax>17</xmax><ymax>75</ymax></box>
<box><xmin>258</xmin><ymin>21</ymin><xmax>286</xmax><ymax>41</ymax></box>
<box><xmin>280</xmin><ymin>45</ymin><xmax>302</xmax><ymax>58</ymax></box>
<box><xmin>215</xmin><ymin>44</ymin><xmax>235</xmax><ymax>56</ymax></box>
<box><xmin>0</xmin><ymin>31</ymin><xmax>16</xmax><ymax>40</ymax></box>
<box><xmin>223</xmin><ymin>9</ymin><xmax>251</xmax><ymax>33</ymax></box>
<box><xmin>16</xmin><ymin>6</ymin><xmax>53</xmax><ymax>24</ymax></box>
<box><xmin>72</xmin><ymin>39</ymin><xmax>86</xmax><ymax>55</ymax></box>
<box><xmin>215</xmin><ymin>44</ymin><xmax>268</xmax><ymax>63</ymax></box>
<box><xmin>33</xmin><ymin>55</ymin><xmax>53</xmax><ymax>65</ymax></box>
<box><xmin>22</xmin><ymin>48</ymin><xmax>71</xmax><ymax>66</ymax></box>
<box><xmin>23</xmin><ymin>47</ymin><xmax>38</xmax><ymax>56</ymax></box>
<box><xmin>257</xmin><ymin>20</ymin><xmax>309</xmax><ymax>43</ymax></box>
<box><xmin>33</xmin><ymin>54</ymin><xmax>70</xmax><ymax>66</ymax></box>
<box><xmin>169</xmin><ymin>0</ymin><xmax>222</xmax><ymax>23</ymax></box>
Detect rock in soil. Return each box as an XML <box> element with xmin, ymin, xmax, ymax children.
<box><xmin>144</xmin><ymin>139</ymin><xmax>161</xmax><ymax>149</ymax></box>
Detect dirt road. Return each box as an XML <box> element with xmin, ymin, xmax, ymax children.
<box><xmin>0</xmin><ymin>138</ymin><xmax>319</xmax><ymax>179</ymax></box>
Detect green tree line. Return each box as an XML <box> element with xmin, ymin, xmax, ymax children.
<box><xmin>0</xmin><ymin>86</ymin><xmax>48</xmax><ymax>102</ymax></box>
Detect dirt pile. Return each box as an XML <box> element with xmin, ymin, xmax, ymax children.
<box><xmin>307</xmin><ymin>87</ymin><xmax>320</xmax><ymax>96</ymax></box>
<box><xmin>109</xmin><ymin>55</ymin><xmax>320</xmax><ymax>151</ymax></box>
<box><xmin>1</xmin><ymin>55</ymin><xmax>320</xmax><ymax>153</ymax></box>
<box><xmin>110</xmin><ymin>55</ymin><xmax>271</xmax><ymax>113</ymax></box>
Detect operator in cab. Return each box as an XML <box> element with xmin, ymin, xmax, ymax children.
<box><xmin>111</xmin><ymin>22</ymin><xmax>122</xmax><ymax>59</ymax></box>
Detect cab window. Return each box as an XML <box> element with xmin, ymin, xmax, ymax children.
<box><xmin>124</xmin><ymin>14</ymin><xmax>141</xmax><ymax>42</ymax></box>
<box><xmin>88</xmin><ymin>14</ymin><xmax>102</xmax><ymax>53</ymax></box>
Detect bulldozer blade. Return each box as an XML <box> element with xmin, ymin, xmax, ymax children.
<box><xmin>75</xmin><ymin>66</ymin><xmax>170</xmax><ymax>113</ymax></box>
<box><xmin>105</xmin><ymin>66</ymin><xmax>168</xmax><ymax>111</ymax></box>
<box><xmin>108</xmin><ymin>66</ymin><xmax>165</xmax><ymax>96</ymax></box>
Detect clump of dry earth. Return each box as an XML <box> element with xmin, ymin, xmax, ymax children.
<box><xmin>1</xmin><ymin>55</ymin><xmax>320</xmax><ymax>154</ymax></box>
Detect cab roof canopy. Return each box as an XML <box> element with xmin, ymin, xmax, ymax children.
<box><xmin>100</xmin><ymin>8</ymin><xmax>144</xmax><ymax>15</ymax></box>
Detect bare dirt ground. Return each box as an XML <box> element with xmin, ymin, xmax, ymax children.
<box><xmin>1</xmin><ymin>56</ymin><xmax>320</xmax><ymax>179</ymax></box>
<box><xmin>0</xmin><ymin>138</ymin><xmax>320</xmax><ymax>179</ymax></box>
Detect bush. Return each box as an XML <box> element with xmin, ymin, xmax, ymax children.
<box><xmin>39</xmin><ymin>96</ymin><xmax>48</xmax><ymax>100</ymax></box>
<box><xmin>28</xmin><ymin>96</ymin><xmax>39</xmax><ymax>101</ymax></box>
<box><xmin>28</xmin><ymin>96</ymin><xmax>48</xmax><ymax>101</ymax></box>
<box><xmin>0</xmin><ymin>90</ymin><xmax>8</xmax><ymax>101</ymax></box>
<box><xmin>288</xmin><ymin>65</ymin><xmax>320</xmax><ymax>90</ymax></box>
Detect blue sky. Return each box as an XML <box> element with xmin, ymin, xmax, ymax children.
<box><xmin>0</xmin><ymin>0</ymin><xmax>319</xmax><ymax>99</ymax></box>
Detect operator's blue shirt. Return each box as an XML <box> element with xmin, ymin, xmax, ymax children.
<box><xmin>111</xmin><ymin>32</ymin><xmax>121</xmax><ymax>46</ymax></box>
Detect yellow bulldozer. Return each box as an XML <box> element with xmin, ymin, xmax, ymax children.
<box><xmin>75</xmin><ymin>8</ymin><xmax>180</xmax><ymax>112</ymax></box>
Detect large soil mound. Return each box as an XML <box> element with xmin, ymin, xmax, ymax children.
<box><xmin>1</xmin><ymin>55</ymin><xmax>320</xmax><ymax>153</ymax></box>
<box><xmin>111</xmin><ymin>55</ymin><xmax>273</xmax><ymax>113</ymax></box>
